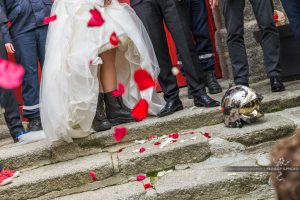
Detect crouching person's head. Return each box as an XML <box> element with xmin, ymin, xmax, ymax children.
<box><xmin>271</xmin><ymin>129</ymin><xmax>300</xmax><ymax>200</ymax></box>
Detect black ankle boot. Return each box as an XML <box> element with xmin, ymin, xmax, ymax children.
<box><xmin>205</xmin><ymin>71</ymin><xmax>222</xmax><ymax>94</ymax></box>
<box><xmin>92</xmin><ymin>93</ymin><xmax>112</xmax><ymax>132</ymax></box>
<box><xmin>104</xmin><ymin>92</ymin><xmax>135</xmax><ymax>126</ymax></box>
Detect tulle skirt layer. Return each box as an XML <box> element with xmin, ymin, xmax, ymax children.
<box><xmin>40</xmin><ymin>0</ymin><xmax>165</xmax><ymax>142</ymax></box>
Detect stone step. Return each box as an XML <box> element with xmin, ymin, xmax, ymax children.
<box><xmin>55</xmin><ymin>182</ymin><xmax>146</xmax><ymax>200</ymax></box>
<box><xmin>1</xmin><ymin>79</ymin><xmax>300</xmax><ymax>171</ymax></box>
<box><xmin>0</xmin><ymin>125</ymin><xmax>9</xmax><ymax>140</ymax></box>
<box><xmin>0</xmin><ymin>112</ymin><xmax>295</xmax><ymax>200</ymax></box>
<box><xmin>54</xmin><ymin>152</ymin><xmax>271</xmax><ymax>200</ymax></box>
<box><xmin>220</xmin><ymin>184</ymin><xmax>275</xmax><ymax>200</ymax></box>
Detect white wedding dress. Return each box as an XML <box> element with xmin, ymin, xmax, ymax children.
<box><xmin>40</xmin><ymin>0</ymin><xmax>165</xmax><ymax>143</ymax></box>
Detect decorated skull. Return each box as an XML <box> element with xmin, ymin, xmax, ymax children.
<box><xmin>221</xmin><ymin>85</ymin><xmax>264</xmax><ymax>128</ymax></box>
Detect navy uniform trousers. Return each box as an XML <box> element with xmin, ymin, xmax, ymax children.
<box><xmin>0</xmin><ymin>38</ymin><xmax>24</xmax><ymax>139</ymax></box>
<box><xmin>184</xmin><ymin>0</ymin><xmax>215</xmax><ymax>72</ymax></box>
<box><xmin>12</xmin><ymin>26</ymin><xmax>48</xmax><ymax>119</ymax></box>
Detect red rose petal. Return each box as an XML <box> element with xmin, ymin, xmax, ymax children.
<box><xmin>134</xmin><ymin>69</ymin><xmax>155</xmax><ymax>91</ymax></box>
<box><xmin>109</xmin><ymin>32</ymin><xmax>120</xmax><ymax>46</ymax></box>
<box><xmin>190</xmin><ymin>131</ymin><xmax>195</xmax><ymax>135</ymax></box>
<box><xmin>154</xmin><ymin>141</ymin><xmax>161</xmax><ymax>145</ymax></box>
<box><xmin>136</xmin><ymin>175</ymin><xmax>146</xmax><ymax>181</ymax></box>
<box><xmin>0</xmin><ymin>59</ymin><xmax>25</xmax><ymax>89</ymax></box>
<box><xmin>112</xmin><ymin>82</ymin><xmax>125</xmax><ymax>97</ymax></box>
<box><xmin>168</xmin><ymin>133</ymin><xmax>179</xmax><ymax>139</ymax></box>
<box><xmin>43</xmin><ymin>15</ymin><xmax>57</xmax><ymax>24</ymax></box>
<box><xmin>203</xmin><ymin>132</ymin><xmax>211</xmax><ymax>139</ymax></box>
<box><xmin>118</xmin><ymin>148</ymin><xmax>123</xmax><ymax>153</ymax></box>
<box><xmin>273</xmin><ymin>14</ymin><xmax>279</xmax><ymax>22</ymax></box>
<box><xmin>144</xmin><ymin>183</ymin><xmax>152</xmax><ymax>189</ymax></box>
<box><xmin>148</xmin><ymin>135</ymin><xmax>155</xmax><ymax>141</ymax></box>
<box><xmin>113</xmin><ymin>127</ymin><xmax>128</xmax><ymax>142</ymax></box>
<box><xmin>221</xmin><ymin>107</ymin><xmax>224</xmax><ymax>113</ymax></box>
<box><xmin>171</xmin><ymin>139</ymin><xmax>177</xmax><ymax>143</ymax></box>
<box><xmin>139</xmin><ymin>147</ymin><xmax>146</xmax><ymax>153</ymax></box>
<box><xmin>88</xmin><ymin>8</ymin><xmax>105</xmax><ymax>27</ymax></box>
<box><xmin>131</xmin><ymin>99</ymin><xmax>149</xmax><ymax>121</ymax></box>
<box><xmin>89</xmin><ymin>171</ymin><xmax>97</xmax><ymax>182</ymax></box>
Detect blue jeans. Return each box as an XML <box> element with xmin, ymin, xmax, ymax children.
<box><xmin>12</xmin><ymin>26</ymin><xmax>48</xmax><ymax>119</ymax></box>
<box><xmin>185</xmin><ymin>0</ymin><xmax>215</xmax><ymax>71</ymax></box>
<box><xmin>281</xmin><ymin>0</ymin><xmax>300</xmax><ymax>44</ymax></box>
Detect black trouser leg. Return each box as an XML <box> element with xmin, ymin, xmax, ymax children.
<box><xmin>132</xmin><ymin>0</ymin><xmax>180</xmax><ymax>102</ymax></box>
<box><xmin>160</xmin><ymin>0</ymin><xmax>206</xmax><ymax>97</ymax></box>
<box><xmin>221</xmin><ymin>0</ymin><xmax>249</xmax><ymax>84</ymax></box>
<box><xmin>250</xmin><ymin>0</ymin><xmax>281</xmax><ymax>77</ymax></box>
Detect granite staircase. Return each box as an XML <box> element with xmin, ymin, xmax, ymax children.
<box><xmin>0</xmin><ymin>79</ymin><xmax>299</xmax><ymax>200</ymax></box>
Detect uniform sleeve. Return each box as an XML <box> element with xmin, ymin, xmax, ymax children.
<box><xmin>0</xmin><ymin>2</ymin><xmax>12</xmax><ymax>44</ymax></box>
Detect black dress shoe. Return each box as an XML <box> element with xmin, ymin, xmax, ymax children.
<box><xmin>28</xmin><ymin>117</ymin><xmax>43</xmax><ymax>132</ymax></box>
<box><xmin>270</xmin><ymin>76</ymin><xmax>285</xmax><ymax>92</ymax></box>
<box><xmin>104</xmin><ymin>92</ymin><xmax>135</xmax><ymax>126</ymax></box>
<box><xmin>92</xmin><ymin>93</ymin><xmax>112</xmax><ymax>132</ymax></box>
<box><xmin>157</xmin><ymin>98</ymin><xmax>183</xmax><ymax>117</ymax></box>
<box><xmin>205</xmin><ymin>71</ymin><xmax>222</xmax><ymax>94</ymax></box>
<box><xmin>194</xmin><ymin>92</ymin><xmax>220</xmax><ymax>107</ymax></box>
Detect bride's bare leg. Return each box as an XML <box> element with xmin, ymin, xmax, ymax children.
<box><xmin>99</xmin><ymin>48</ymin><xmax>117</xmax><ymax>92</ymax></box>
<box><xmin>92</xmin><ymin>49</ymin><xmax>118</xmax><ymax>132</ymax></box>
<box><xmin>99</xmin><ymin>48</ymin><xmax>134</xmax><ymax>126</ymax></box>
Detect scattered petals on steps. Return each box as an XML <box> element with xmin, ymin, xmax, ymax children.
<box><xmin>113</xmin><ymin>127</ymin><xmax>128</xmax><ymax>142</ymax></box>
<box><xmin>144</xmin><ymin>183</ymin><xmax>152</xmax><ymax>189</ymax></box>
<box><xmin>89</xmin><ymin>171</ymin><xmax>97</xmax><ymax>182</ymax></box>
<box><xmin>136</xmin><ymin>175</ymin><xmax>146</xmax><ymax>181</ymax></box>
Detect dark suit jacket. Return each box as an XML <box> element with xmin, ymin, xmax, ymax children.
<box><xmin>0</xmin><ymin>0</ymin><xmax>52</xmax><ymax>43</ymax></box>
<box><xmin>130</xmin><ymin>0</ymin><xmax>142</xmax><ymax>6</ymax></box>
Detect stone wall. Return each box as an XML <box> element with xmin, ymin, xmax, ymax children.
<box><xmin>214</xmin><ymin>0</ymin><xmax>285</xmax><ymax>83</ymax></box>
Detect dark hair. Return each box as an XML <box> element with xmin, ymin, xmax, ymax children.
<box><xmin>271</xmin><ymin>129</ymin><xmax>300</xmax><ymax>200</ymax></box>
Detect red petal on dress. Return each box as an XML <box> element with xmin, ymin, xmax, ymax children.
<box><xmin>88</xmin><ymin>8</ymin><xmax>105</xmax><ymax>27</ymax></box>
<box><xmin>0</xmin><ymin>59</ymin><xmax>24</xmax><ymax>89</ymax></box>
<box><xmin>134</xmin><ymin>69</ymin><xmax>155</xmax><ymax>91</ymax></box>
<box><xmin>113</xmin><ymin>127</ymin><xmax>128</xmax><ymax>142</ymax></box>
<box><xmin>43</xmin><ymin>15</ymin><xmax>57</xmax><ymax>24</ymax></box>
<box><xmin>109</xmin><ymin>32</ymin><xmax>120</xmax><ymax>46</ymax></box>
<box><xmin>131</xmin><ymin>99</ymin><xmax>149</xmax><ymax>121</ymax></box>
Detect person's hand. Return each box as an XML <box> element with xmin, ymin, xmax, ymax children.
<box><xmin>209</xmin><ymin>0</ymin><xmax>218</xmax><ymax>9</ymax></box>
<box><xmin>104</xmin><ymin>0</ymin><xmax>112</xmax><ymax>6</ymax></box>
<box><xmin>5</xmin><ymin>43</ymin><xmax>15</xmax><ymax>54</ymax></box>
